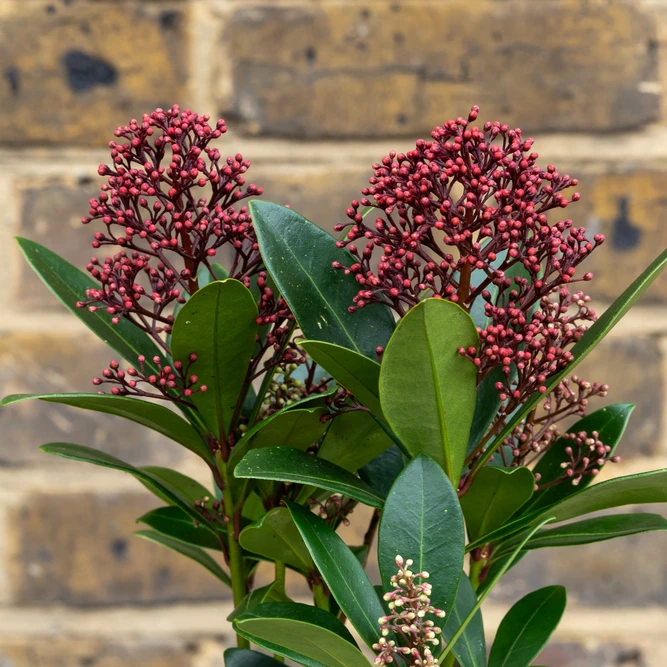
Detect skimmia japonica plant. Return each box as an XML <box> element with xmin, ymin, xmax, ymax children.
<box><xmin>4</xmin><ymin>105</ymin><xmax>667</xmax><ymax>667</ymax></box>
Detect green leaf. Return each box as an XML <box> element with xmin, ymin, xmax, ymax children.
<box><xmin>378</xmin><ymin>456</ymin><xmax>465</xmax><ymax>623</ymax></box>
<box><xmin>503</xmin><ymin>513</ymin><xmax>667</xmax><ymax>552</ymax></box>
<box><xmin>467</xmin><ymin>469</ymin><xmax>667</xmax><ymax>551</ymax></box>
<box><xmin>39</xmin><ymin>443</ymin><xmax>218</xmax><ymax>532</ymax></box>
<box><xmin>16</xmin><ymin>238</ymin><xmax>164</xmax><ymax>371</ymax></box>
<box><xmin>250</xmin><ymin>201</ymin><xmax>394</xmax><ymax>359</ymax></box>
<box><xmin>234</xmin><ymin>602</ymin><xmax>369</xmax><ymax>667</ymax></box>
<box><xmin>299</xmin><ymin>340</ymin><xmax>384</xmax><ymax>418</ymax></box>
<box><xmin>467</xmin><ymin>367</ymin><xmax>509</xmax><ymax>454</ymax></box>
<box><xmin>138</xmin><ymin>466</ymin><xmax>212</xmax><ymax>504</ymax></box>
<box><xmin>136</xmin><ymin>506</ymin><xmax>223</xmax><ymax>551</ymax></box>
<box><xmin>134</xmin><ymin>529</ymin><xmax>231</xmax><ymax>587</ymax></box>
<box><xmin>318</xmin><ymin>410</ymin><xmax>393</xmax><ymax>472</ymax></box>
<box><xmin>437</xmin><ymin>518</ymin><xmax>555</xmax><ymax>664</ymax></box>
<box><xmin>442</xmin><ymin>574</ymin><xmax>487</xmax><ymax>667</ymax></box>
<box><xmin>379</xmin><ymin>299</ymin><xmax>478</xmax><ymax>483</ymax></box>
<box><xmin>523</xmin><ymin>403</ymin><xmax>634</xmax><ymax>513</ymax></box>
<box><xmin>240</xmin><ymin>507</ymin><xmax>315</xmax><ymax>572</ymax></box>
<box><xmin>171</xmin><ymin>279</ymin><xmax>258</xmax><ymax>439</ymax></box>
<box><xmin>358</xmin><ymin>445</ymin><xmax>405</xmax><ymax>498</ymax></box>
<box><xmin>488</xmin><ymin>586</ymin><xmax>566</xmax><ymax>667</ymax></box>
<box><xmin>481</xmin><ymin>249</ymin><xmax>667</xmax><ymax>468</ymax></box>
<box><xmin>1</xmin><ymin>393</ymin><xmax>212</xmax><ymax>463</ymax></box>
<box><xmin>224</xmin><ymin>649</ymin><xmax>287</xmax><ymax>667</ymax></box>
<box><xmin>287</xmin><ymin>502</ymin><xmax>387</xmax><ymax>649</ymax></box>
<box><xmin>461</xmin><ymin>467</ymin><xmax>535</xmax><ymax>542</ymax></box>
<box><xmin>235</xmin><ymin>448</ymin><xmax>385</xmax><ymax>509</ymax></box>
<box><xmin>227</xmin><ymin>579</ymin><xmax>290</xmax><ymax>622</ymax></box>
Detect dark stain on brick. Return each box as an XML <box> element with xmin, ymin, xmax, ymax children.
<box><xmin>46</xmin><ymin>4</ymin><xmax>56</xmax><ymax>14</ymax></box>
<box><xmin>612</xmin><ymin>197</ymin><xmax>641</xmax><ymax>251</ymax></box>
<box><xmin>63</xmin><ymin>50</ymin><xmax>118</xmax><ymax>93</ymax></box>
<box><xmin>110</xmin><ymin>538</ymin><xmax>128</xmax><ymax>560</ymax></box>
<box><xmin>159</xmin><ymin>10</ymin><xmax>179</xmax><ymax>32</ymax></box>
<box><xmin>396</xmin><ymin>113</ymin><xmax>408</xmax><ymax>126</ymax></box>
<box><xmin>305</xmin><ymin>46</ymin><xmax>317</xmax><ymax>64</ymax></box>
<box><xmin>360</xmin><ymin>8</ymin><xmax>371</xmax><ymax>19</ymax></box>
<box><xmin>4</xmin><ymin>66</ymin><xmax>20</xmax><ymax>96</ymax></box>
<box><xmin>394</xmin><ymin>32</ymin><xmax>405</xmax><ymax>45</ymax></box>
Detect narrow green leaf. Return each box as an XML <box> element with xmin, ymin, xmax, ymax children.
<box><xmin>461</xmin><ymin>467</ymin><xmax>534</xmax><ymax>542</ymax></box>
<box><xmin>481</xmin><ymin>249</ymin><xmax>667</xmax><ymax>468</ymax></box>
<box><xmin>300</xmin><ymin>340</ymin><xmax>384</xmax><ymax>418</ymax></box>
<box><xmin>380</xmin><ymin>299</ymin><xmax>479</xmax><ymax>483</ymax></box>
<box><xmin>378</xmin><ymin>456</ymin><xmax>465</xmax><ymax>623</ymax></box>
<box><xmin>136</xmin><ymin>506</ymin><xmax>223</xmax><ymax>550</ymax></box>
<box><xmin>522</xmin><ymin>403</ymin><xmax>634</xmax><ymax>513</ymax></box>
<box><xmin>250</xmin><ymin>200</ymin><xmax>395</xmax><ymax>359</ymax></box>
<box><xmin>467</xmin><ymin>367</ymin><xmax>509</xmax><ymax>454</ymax></box>
<box><xmin>39</xmin><ymin>443</ymin><xmax>218</xmax><ymax>532</ymax></box>
<box><xmin>442</xmin><ymin>574</ymin><xmax>486</xmax><ymax>667</ymax></box>
<box><xmin>235</xmin><ymin>602</ymin><xmax>369</xmax><ymax>667</ymax></box>
<box><xmin>502</xmin><ymin>513</ymin><xmax>667</xmax><ymax>552</ymax></box>
<box><xmin>16</xmin><ymin>238</ymin><xmax>164</xmax><ymax>371</ymax></box>
<box><xmin>227</xmin><ymin>579</ymin><xmax>290</xmax><ymax>622</ymax></box>
<box><xmin>468</xmin><ymin>469</ymin><xmax>667</xmax><ymax>551</ymax></box>
<box><xmin>358</xmin><ymin>446</ymin><xmax>405</xmax><ymax>498</ymax></box>
<box><xmin>1</xmin><ymin>393</ymin><xmax>212</xmax><ymax>463</ymax></box>
<box><xmin>287</xmin><ymin>502</ymin><xmax>387</xmax><ymax>648</ymax></box>
<box><xmin>224</xmin><ymin>648</ymin><xmax>287</xmax><ymax>667</ymax></box>
<box><xmin>171</xmin><ymin>279</ymin><xmax>258</xmax><ymax>439</ymax></box>
<box><xmin>437</xmin><ymin>518</ymin><xmax>555</xmax><ymax>665</ymax></box>
<box><xmin>240</xmin><ymin>507</ymin><xmax>315</xmax><ymax>572</ymax></box>
<box><xmin>138</xmin><ymin>466</ymin><xmax>212</xmax><ymax>504</ymax></box>
<box><xmin>235</xmin><ymin>448</ymin><xmax>385</xmax><ymax>509</ymax></box>
<box><xmin>488</xmin><ymin>586</ymin><xmax>567</xmax><ymax>667</ymax></box>
<box><xmin>318</xmin><ymin>410</ymin><xmax>393</xmax><ymax>472</ymax></box>
<box><xmin>135</xmin><ymin>529</ymin><xmax>231</xmax><ymax>587</ymax></box>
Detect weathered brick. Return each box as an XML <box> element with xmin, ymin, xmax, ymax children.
<box><xmin>0</xmin><ymin>1</ymin><xmax>190</xmax><ymax>146</ymax></box>
<box><xmin>537</xmin><ymin>641</ymin><xmax>646</xmax><ymax>667</ymax></box>
<box><xmin>0</xmin><ymin>637</ymin><xmax>223</xmax><ymax>667</ymax></box>
<box><xmin>6</xmin><ymin>490</ymin><xmax>230</xmax><ymax>606</ymax></box>
<box><xmin>13</xmin><ymin>177</ymin><xmax>100</xmax><ymax>310</ymax></box>
<box><xmin>219</xmin><ymin>1</ymin><xmax>659</xmax><ymax>138</ymax></box>
<box><xmin>575</xmin><ymin>336</ymin><xmax>663</xmax><ymax>457</ymax></box>
<box><xmin>489</xmin><ymin>506</ymin><xmax>667</xmax><ymax>607</ymax></box>
<box><xmin>0</xmin><ymin>332</ymin><xmax>187</xmax><ymax>467</ymax></box>
<box><xmin>578</xmin><ymin>171</ymin><xmax>667</xmax><ymax>304</ymax></box>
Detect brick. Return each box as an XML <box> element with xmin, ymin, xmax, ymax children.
<box><xmin>575</xmin><ymin>336</ymin><xmax>663</xmax><ymax>457</ymax></box>
<box><xmin>13</xmin><ymin>177</ymin><xmax>100</xmax><ymax>310</ymax></box>
<box><xmin>219</xmin><ymin>1</ymin><xmax>659</xmax><ymax>138</ymax></box>
<box><xmin>536</xmin><ymin>641</ymin><xmax>647</xmax><ymax>667</ymax></box>
<box><xmin>6</xmin><ymin>490</ymin><xmax>230</xmax><ymax>606</ymax></box>
<box><xmin>0</xmin><ymin>332</ymin><xmax>187</xmax><ymax>467</ymax></box>
<box><xmin>578</xmin><ymin>171</ymin><xmax>667</xmax><ymax>304</ymax></box>
<box><xmin>0</xmin><ymin>1</ymin><xmax>189</xmax><ymax>146</ymax></box>
<box><xmin>0</xmin><ymin>637</ymin><xmax>222</xmax><ymax>667</ymax></box>
<box><xmin>489</xmin><ymin>506</ymin><xmax>667</xmax><ymax>607</ymax></box>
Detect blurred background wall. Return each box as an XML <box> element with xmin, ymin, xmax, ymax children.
<box><xmin>0</xmin><ymin>0</ymin><xmax>666</xmax><ymax>665</ymax></box>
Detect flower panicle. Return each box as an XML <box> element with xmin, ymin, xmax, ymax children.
<box><xmin>373</xmin><ymin>556</ymin><xmax>445</xmax><ymax>666</ymax></box>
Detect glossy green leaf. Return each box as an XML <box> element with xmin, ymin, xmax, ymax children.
<box><xmin>139</xmin><ymin>466</ymin><xmax>212</xmax><ymax>504</ymax></box>
<box><xmin>467</xmin><ymin>367</ymin><xmax>509</xmax><ymax>454</ymax></box>
<box><xmin>224</xmin><ymin>649</ymin><xmax>287</xmax><ymax>667</ymax></box>
<box><xmin>240</xmin><ymin>507</ymin><xmax>314</xmax><ymax>572</ymax></box>
<box><xmin>287</xmin><ymin>502</ymin><xmax>387</xmax><ymax>648</ymax></box>
<box><xmin>171</xmin><ymin>279</ymin><xmax>258</xmax><ymax>439</ymax></box>
<box><xmin>358</xmin><ymin>445</ymin><xmax>405</xmax><ymax>498</ymax></box>
<box><xmin>442</xmin><ymin>574</ymin><xmax>487</xmax><ymax>667</ymax></box>
<box><xmin>380</xmin><ymin>299</ymin><xmax>479</xmax><ymax>483</ymax></box>
<box><xmin>16</xmin><ymin>238</ymin><xmax>164</xmax><ymax>371</ymax></box>
<box><xmin>523</xmin><ymin>404</ymin><xmax>634</xmax><ymax>513</ymax></box>
<box><xmin>1</xmin><ymin>393</ymin><xmax>211</xmax><ymax>463</ymax></box>
<box><xmin>503</xmin><ymin>513</ymin><xmax>667</xmax><ymax>553</ymax></box>
<box><xmin>437</xmin><ymin>518</ymin><xmax>555</xmax><ymax>664</ymax></box>
<box><xmin>468</xmin><ymin>469</ymin><xmax>667</xmax><ymax>551</ymax></box>
<box><xmin>39</xmin><ymin>443</ymin><xmax>218</xmax><ymax>532</ymax></box>
<box><xmin>300</xmin><ymin>340</ymin><xmax>384</xmax><ymax>417</ymax></box>
<box><xmin>461</xmin><ymin>467</ymin><xmax>534</xmax><ymax>542</ymax></box>
<box><xmin>134</xmin><ymin>529</ymin><xmax>230</xmax><ymax>587</ymax></box>
<box><xmin>318</xmin><ymin>410</ymin><xmax>393</xmax><ymax>472</ymax></box>
<box><xmin>227</xmin><ymin>579</ymin><xmax>290</xmax><ymax>622</ymax></box>
<box><xmin>235</xmin><ymin>602</ymin><xmax>369</xmax><ymax>667</ymax></box>
<box><xmin>488</xmin><ymin>586</ymin><xmax>566</xmax><ymax>667</ymax></box>
<box><xmin>136</xmin><ymin>506</ymin><xmax>223</xmax><ymax>550</ymax></box>
<box><xmin>235</xmin><ymin>448</ymin><xmax>385</xmax><ymax>509</ymax></box>
<box><xmin>250</xmin><ymin>201</ymin><xmax>394</xmax><ymax>359</ymax></box>
<box><xmin>481</xmin><ymin>248</ymin><xmax>667</xmax><ymax>468</ymax></box>
<box><xmin>378</xmin><ymin>456</ymin><xmax>465</xmax><ymax>623</ymax></box>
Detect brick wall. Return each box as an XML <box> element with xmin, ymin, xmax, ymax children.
<box><xmin>1</xmin><ymin>0</ymin><xmax>667</xmax><ymax>664</ymax></box>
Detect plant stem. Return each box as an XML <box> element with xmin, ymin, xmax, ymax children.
<box><xmin>312</xmin><ymin>581</ymin><xmax>329</xmax><ymax>611</ymax></box>
<box><xmin>275</xmin><ymin>560</ymin><xmax>286</xmax><ymax>588</ymax></box>
<box><xmin>469</xmin><ymin>555</ymin><xmax>485</xmax><ymax>591</ymax></box>
<box><xmin>441</xmin><ymin>654</ymin><xmax>457</xmax><ymax>667</ymax></box>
